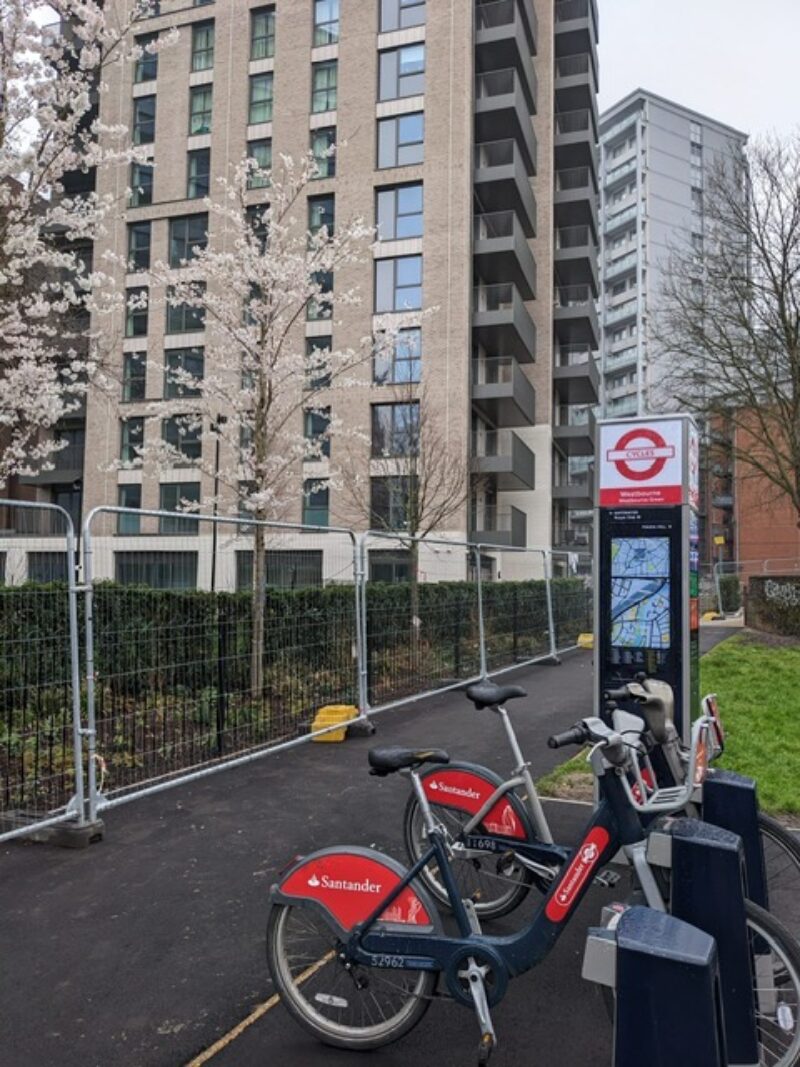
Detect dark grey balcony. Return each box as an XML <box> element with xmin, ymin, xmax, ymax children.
<box><xmin>474</xmin><ymin>139</ymin><xmax>537</xmax><ymax>232</ymax></box>
<box><xmin>473</xmin><ymin>283</ymin><xmax>536</xmax><ymax>363</ymax></box>
<box><xmin>475</xmin><ymin>69</ymin><xmax>538</xmax><ymax>174</ymax></box>
<box><xmin>473</xmin><ymin>211</ymin><xmax>537</xmax><ymax>297</ymax></box>
<box><xmin>554</xmin><ymin>0</ymin><xmax>599</xmax><ymax>69</ymax></box>
<box><xmin>554</xmin><ymin>106</ymin><xmax>598</xmax><ymax>171</ymax></box>
<box><xmin>555</xmin><ymin>223</ymin><xmax>598</xmax><ymax>291</ymax></box>
<box><xmin>470</xmin><ymin>504</ymin><xmax>527</xmax><ymax>549</ymax></box>
<box><xmin>553</xmin><ymin>469</ymin><xmax>594</xmax><ymax>511</ymax></box>
<box><xmin>554</xmin><ymin>285</ymin><xmax>599</xmax><ymax>349</ymax></box>
<box><xmin>472</xmin><ymin>429</ymin><xmax>536</xmax><ymax>491</ymax></box>
<box><xmin>18</xmin><ymin>432</ymin><xmax>85</xmax><ymax>487</ymax></box>
<box><xmin>553</xmin><ymin>405</ymin><xmax>596</xmax><ymax>457</ymax></box>
<box><xmin>553</xmin><ymin>345</ymin><xmax>599</xmax><ymax>405</ymax></box>
<box><xmin>472</xmin><ymin>356</ymin><xmax>536</xmax><ymax>427</ymax></box>
<box><xmin>554</xmin><ymin>165</ymin><xmax>597</xmax><ymax>229</ymax></box>
<box><xmin>475</xmin><ymin>0</ymin><xmax>538</xmax><ymax>112</ymax></box>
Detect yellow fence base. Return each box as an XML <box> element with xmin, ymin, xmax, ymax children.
<box><xmin>577</xmin><ymin>633</ymin><xmax>594</xmax><ymax>650</ymax></box>
<box><xmin>311</xmin><ymin>704</ymin><xmax>357</xmax><ymax>742</ymax></box>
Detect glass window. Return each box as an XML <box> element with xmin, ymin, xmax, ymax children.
<box><xmin>371</xmin><ymin>401</ymin><xmax>419</xmax><ymax>456</ymax></box>
<box><xmin>129</xmin><ymin>162</ymin><xmax>153</xmax><ymax>207</ymax></box>
<box><xmin>236</xmin><ymin>550</ymin><xmax>323</xmax><ymax>591</ymax></box>
<box><xmin>310</xmin><ymin>126</ymin><xmax>336</xmax><ymax>178</ymax></box>
<box><xmin>115</xmin><ymin>551</ymin><xmax>198</xmax><ymax>588</ymax></box>
<box><xmin>122</xmin><ymin>352</ymin><xmax>146</xmax><ymax>402</ymax></box>
<box><xmin>169</xmin><ymin>214</ymin><xmax>208</xmax><ymax>267</ymax></box>
<box><xmin>246</xmin><ymin>204</ymin><xmax>269</xmax><ymax>251</ymax></box>
<box><xmin>132</xmin><ymin>95</ymin><xmax>156</xmax><ymax>145</ymax></box>
<box><xmin>304</xmin><ymin>407</ymin><xmax>331</xmax><ymax>458</ymax></box>
<box><xmin>189</xmin><ymin>84</ymin><xmax>213</xmax><ymax>134</ymax></box>
<box><xmin>377</xmin><ymin>112</ymin><xmax>424</xmax><ymax>168</ymax></box>
<box><xmin>166</xmin><ymin>285</ymin><xmax>206</xmax><ymax>333</ymax></box>
<box><xmin>305</xmin><ymin>336</ymin><xmax>332</xmax><ymax>389</ymax></box>
<box><xmin>125</xmin><ymin>287</ymin><xmax>148</xmax><ymax>338</ymax></box>
<box><xmin>311</xmin><ymin>60</ymin><xmax>337</xmax><ymax>113</ymax></box>
<box><xmin>313</xmin><ymin>0</ymin><xmax>339</xmax><ymax>46</ymax></box>
<box><xmin>247</xmin><ymin>138</ymin><xmax>272</xmax><ymax>188</ymax></box>
<box><xmin>117</xmin><ymin>484</ymin><xmax>142</xmax><ymax>534</ymax></box>
<box><xmin>120</xmin><ymin>416</ymin><xmax>144</xmax><ymax>462</ymax></box>
<box><xmin>308</xmin><ymin>193</ymin><xmax>335</xmax><ymax>240</ymax></box>
<box><xmin>375</xmin><ymin>255</ymin><xmax>422</xmax><ymax>312</ymax></box>
<box><xmin>303</xmin><ymin>480</ymin><xmax>329</xmax><ymax>526</ymax></box>
<box><xmin>127</xmin><ymin>221</ymin><xmax>151</xmax><ymax>272</ymax></box>
<box><xmin>27</xmin><ymin>552</ymin><xmax>69</xmax><ymax>583</ymax></box>
<box><xmin>376</xmin><ymin>183</ymin><xmax>423</xmax><ymax>240</ymax></box>
<box><xmin>134</xmin><ymin>32</ymin><xmax>158</xmax><ymax>83</ymax></box>
<box><xmin>164</xmin><ymin>347</ymin><xmax>204</xmax><ymax>398</ymax></box>
<box><xmin>250</xmin><ymin>7</ymin><xmax>275</xmax><ymax>59</ymax></box>
<box><xmin>370</xmin><ymin>476</ymin><xmax>415</xmax><ymax>529</ymax></box>
<box><xmin>163</xmin><ymin>416</ymin><xmax>202</xmax><ymax>463</ymax></box>
<box><xmin>191</xmin><ymin>22</ymin><xmax>214</xmax><ymax>71</ymax></box>
<box><xmin>307</xmin><ymin>270</ymin><xmax>333</xmax><ymax>320</ymax></box>
<box><xmin>249</xmin><ymin>73</ymin><xmax>274</xmax><ymax>125</ymax></box>
<box><xmin>373</xmin><ymin>327</ymin><xmax>421</xmax><ymax>384</ymax></box>
<box><xmin>380</xmin><ymin>0</ymin><xmax>425</xmax><ymax>32</ymax></box>
<box><xmin>159</xmin><ymin>483</ymin><xmax>201</xmax><ymax>534</ymax></box>
<box><xmin>378</xmin><ymin>43</ymin><xmax>425</xmax><ymax>101</ymax></box>
<box><xmin>369</xmin><ymin>548</ymin><xmax>411</xmax><ymax>582</ymax></box>
<box><xmin>187</xmin><ymin>148</ymin><xmax>210</xmax><ymax>199</ymax></box>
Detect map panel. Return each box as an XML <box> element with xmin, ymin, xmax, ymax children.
<box><xmin>610</xmin><ymin>537</ymin><xmax>671</xmax><ymax>649</ymax></box>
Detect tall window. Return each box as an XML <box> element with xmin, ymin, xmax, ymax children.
<box><xmin>304</xmin><ymin>408</ymin><xmax>331</xmax><ymax>458</ymax></box>
<box><xmin>249</xmin><ymin>73</ymin><xmax>274</xmax><ymax>124</ymax></box>
<box><xmin>308</xmin><ymin>194</ymin><xmax>335</xmax><ymax>240</ymax></box>
<box><xmin>306</xmin><ymin>336</ymin><xmax>331</xmax><ymax>390</ymax></box>
<box><xmin>380</xmin><ymin>0</ymin><xmax>425</xmax><ymax>32</ymax></box>
<box><xmin>247</xmin><ymin>139</ymin><xmax>272</xmax><ymax>189</ymax></box>
<box><xmin>120</xmin><ymin>417</ymin><xmax>145</xmax><ymax>462</ymax></box>
<box><xmin>250</xmin><ymin>7</ymin><xmax>275</xmax><ymax>59</ymax></box>
<box><xmin>122</xmin><ymin>352</ymin><xmax>146</xmax><ymax>402</ymax></box>
<box><xmin>191</xmin><ymin>22</ymin><xmax>214</xmax><ymax>71</ymax></box>
<box><xmin>169</xmin><ymin>214</ymin><xmax>208</xmax><ymax>267</ymax></box>
<box><xmin>310</xmin><ymin>126</ymin><xmax>336</xmax><ymax>178</ymax></box>
<box><xmin>374</xmin><ymin>327</ymin><xmax>421</xmax><ymax>384</ymax></box>
<box><xmin>371</xmin><ymin>402</ymin><xmax>419</xmax><ymax>456</ymax></box>
<box><xmin>376</xmin><ymin>183</ymin><xmax>423</xmax><ymax>240</ymax></box>
<box><xmin>159</xmin><ymin>483</ymin><xmax>201</xmax><ymax>534</ymax></box>
<box><xmin>370</xmin><ymin>476</ymin><xmax>415</xmax><ymax>529</ymax></box>
<box><xmin>127</xmin><ymin>221</ymin><xmax>151</xmax><ymax>272</ymax></box>
<box><xmin>132</xmin><ymin>95</ymin><xmax>156</xmax><ymax>144</ymax></box>
<box><xmin>313</xmin><ymin>0</ymin><xmax>339</xmax><ymax>46</ymax></box>
<box><xmin>125</xmin><ymin>287</ymin><xmax>148</xmax><ymax>337</ymax></box>
<box><xmin>303</xmin><ymin>480</ymin><xmax>329</xmax><ymax>526</ymax></box>
<box><xmin>246</xmin><ymin>205</ymin><xmax>269</xmax><ymax>251</ymax></box>
<box><xmin>375</xmin><ymin>255</ymin><xmax>422</xmax><ymax>312</ymax></box>
<box><xmin>187</xmin><ymin>149</ymin><xmax>211</xmax><ymax>199</ymax></box>
<box><xmin>307</xmin><ymin>270</ymin><xmax>333</xmax><ymax>321</ymax></box>
<box><xmin>166</xmin><ymin>285</ymin><xmax>206</xmax><ymax>333</ymax></box>
<box><xmin>189</xmin><ymin>85</ymin><xmax>213</xmax><ymax>134</ymax></box>
<box><xmin>116</xmin><ymin>551</ymin><xmax>198</xmax><ymax>587</ymax></box>
<box><xmin>134</xmin><ymin>32</ymin><xmax>158</xmax><ymax>83</ymax></box>
<box><xmin>164</xmin><ymin>347</ymin><xmax>204</xmax><ymax>398</ymax></box>
<box><xmin>129</xmin><ymin>162</ymin><xmax>153</xmax><ymax>207</ymax></box>
<box><xmin>377</xmin><ymin>112</ymin><xmax>424</xmax><ymax>168</ymax></box>
<box><xmin>311</xmin><ymin>60</ymin><xmax>337</xmax><ymax>113</ymax></box>
<box><xmin>162</xmin><ymin>417</ymin><xmax>202</xmax><ymax>463</ymax></box>
<box><xmin>378</xmin><ymin>44</ymin><xmax>425</xmax><ymax>101</ymax></box>
<box><xmin>117</xmin><ymin>484</ymin><xmax>142</xmax><ymax>535</ymax></box>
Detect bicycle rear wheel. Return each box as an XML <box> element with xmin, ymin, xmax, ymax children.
<box><xmin>759</xmin><ymin>813</ymin><xmax>800</xmax><ymax>946</ymax></box>
<box><xmin>266</xmin><ymin>902</ymin><xmax>435</xmax><ymax>1050</ymax></box>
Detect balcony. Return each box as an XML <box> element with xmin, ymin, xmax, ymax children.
<box><xmin>554</xmin><ymin>0</ymin><xmax>599</xmax><ymax>49</ymax></box>
<box><xmin>555</xmin><ymin>224</ymin><xmax>598</xmax><ymax>291</ymax></box>
<box><xmin>554</xmin><ymin>50</ymin><xmax>597</xmax><ymax>114</ymax></box>
<box><xmin>601</xmin><ymin>109</ymin><xmax>640</xmax><ymax>147</ymax></box>
<box><xmin>474</xmin><ymin>139</ymin><xmax>537</xmax><ymax>232</ymax></box>
<box><xmin>604</xmin><ymin>202</ymin><xmax>638</xmax><ymax>235</ymax></box>
<box><xmin>604</xmin><ymin>155</ymin><xmax>638</xmax><ymax>189</ymax></box>
<box><xmin>603</xmin><ymin>249</ymin><xmax>638</xmax><ymax>282</ymax></box>
<box><xmin>554</xmin><ymin>285</ymin><xmax>599</xmax><ymax>348</ymax></box>
<box><xmin>470</xmin><ymin>504</ymin><xmax>527</xmax><ymax>549</ymax></box>
<box><xmin>553</xmin><ymin>405</ymin><xmax>596</xmax><ymax>457</ymax></box>
<box><xmin>473</xmin><ymin>283</ymin><xmax>536</xmax><ymax>363</ymax></box>
<box><xmin>472</xmin><ymin>429</ymin><xmax>536</xmax><ymax>491</ymax></box>
<box><xmin>473</xmin><ymin>211</ymin><xmax>537</xmax><ymax>297</ymax></box>
<box><xmin>18</xmin><ymin>433</ymin><xmax>85</xmax><ymax>487</ymax></box>
<box><xmin>472</xmin><ymin>356</ymin><xmax>536</xmax><ymax>427</ymax></box>
<box><xmin>554</xmin><ymin>164</ymin><xmax>597</xmax><ymax>230</ymax></box>
<box><xmin>604</xmin><ymin>298</ymin><xmax>637</xmax><ymax>327</ymax></box>
<box><xmin>553</xmin><ymin>468</ymin><xmax>594</xmax><ymax>510</ymax></box>
<box><xmin>553</xmin><ymin>345</ymin><xmax>600</xmax><ymax>405</ymax></box>
<box><xmin>475</xmin><ymin>69</ymin><xmax>538</xmax><ymax>173</ymax></box>
<box><xmin>475</xmin><ymin>0</ymin><xmax>538</xmax><ymax>108</ymax></box>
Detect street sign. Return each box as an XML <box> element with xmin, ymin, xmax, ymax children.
<box><xmin>599</xmin><ymin>420</ymin><xmax>685</xmax><ymax>507</ymax></box>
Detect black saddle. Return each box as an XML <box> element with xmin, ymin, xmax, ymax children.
<box><xmin>368</xmin><ymin>746</ymin><xmax>450</xmax><ymax>777</ymax></box>
<box><xmin>465</xmin><ymin>682</ymin><xmax>527</xmax><ymax>710</ymax></box>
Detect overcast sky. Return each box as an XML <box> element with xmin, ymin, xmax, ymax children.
<box><xmin>597</xmin><ymin>0</ymin><xmax>800</xmax><ymax>141</ymax></box>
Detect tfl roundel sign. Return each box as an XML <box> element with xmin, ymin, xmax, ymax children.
<box><xmin>599</xmin><ymin>420</ymin><xmax>685</xmax><ymax>507</ymax></box>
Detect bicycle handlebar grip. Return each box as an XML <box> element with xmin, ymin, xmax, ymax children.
<box><xmin>604</xmin><ymin>686</ymin><xmax>630</xmax><ymax>702</ymax></box>
<box><xmin>548</xmin><ymin>725</ymin><xmax>588</xmax><ymax>750</ymax></box>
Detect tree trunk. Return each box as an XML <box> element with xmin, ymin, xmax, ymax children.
<box><xmin>251</xmin><ymin>521</ymin><xmax>266</xmax><ymax>703</ymax></box>
<box><xmin>409</xmin><ymin>539</ymin><xmax>421</xmax><ymax>673</ymax></box>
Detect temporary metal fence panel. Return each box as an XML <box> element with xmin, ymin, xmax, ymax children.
<box><xmin>549</xmin><ymin>550</ymin><xmax>594</xmax><ymax>652</ymax></box>
<box><xmin>474</xmin><ymin>546</ymin><xmax>555</xmax><ymax>674</ymax></box>
<box><xmin>0</xmin><ymin>500</ymin><xmax>84</xmax><ymax>842</ymax></box>
<box><xmin>713</xmin><ymin>557</ymin><xmax>800</xmax><ymax>616</ymax></box>
<box><xmin>82</xmin><ymin>507</ymin><xmax>360</xmax><ymax>811</ymax></box>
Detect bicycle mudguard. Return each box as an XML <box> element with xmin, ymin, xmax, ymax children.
<box><xmin>417</xmin><ymin>761</ymin><xmax>533</xmax><ymax>842</ymax></box>
<box><xmin>271</xmin><ymin>846</ymin><xmax>443</xmax><ymax>936</ymax></box>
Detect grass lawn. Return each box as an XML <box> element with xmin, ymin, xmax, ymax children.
<box><xmin>536</xmin><ymin>632</ymin><xmax>800</xmax><ymax>819</ymax></box>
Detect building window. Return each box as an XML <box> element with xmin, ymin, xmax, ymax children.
<box><xmin>374</xmin><ymin>327</ymin><xmax>421</xmax><ymax>384</ymax></box>
<box><xmin>307</xmin><ymin>270</ymin><xmax>333</xmax><ymax>320</ymax></box>
<box><xmin>159</xmin><ymin>482</ymin><xmax>201</xmax><ymax>533</ymax></box>
<box><xmin>377</xmin><ymin>112</ymin><xmax>424</xmax><ymax>168</ymax></box>
<box><xmin>247</xmin><ymin>139</ymin><xmax>272</xmax><ymax>188</ymax></box>
<box><xmin>189</xmin><ymin>84</ymin><xmax>213</xmax><ymax>134</ymax></box>
<box><xmin>166</xmin><ymin>286</ymin><xmax>206</xmax><ymax>333</ymax></box>
<box><xmin>120</xmin><ymin>417</ymin><xmax>145</xmax><ymax>463</ymax></box>
<box><xmin>191</xmin><ymin>22</ymin><xmax>214</xmax><ymax>71</ymax></box>
<box><xmin>378</xmin><ymin>44</ymin><xmax>425</xmax><ymax>101</ymax></box>
<box><xmin>311</xmin><ymin>60</ymin><xmax>337</xmax><ymax>113</ymax></box>
<box><xmin>122</xmin><ymin>352</ymin><xmax>146</xmax><ymax>402</ymax></box>
<box><xmin>369</xmin><ymin>548</ymin><xmax>411</xmax><ymax>582</ymax></box>
<box><xmin>28</xmin><ymin>552</ymin><xmax>69</xmax><ymax>583</ymax></box>
<box><xmin>371</xmin><ymin>401</ymin><xmax>419</xmax><ymax>456</ymax></box>
<box><xmin>163</xmin><ymin>416</ymin><xmax>202</xmax><ymax>464</ymax></box>
<box><xmin>169</xmin><ymin>214</ymin><xmax>208</xmax><ymax>267</ymax></box>
<box><xmin>117</xmin><ymin>484</ymin><xmax>142</xmax><ymax>534</ymax></box>
<box><xmin>246</xmin><ymin>204</ymin><xmax>269</xmax><ymax>251</ymax></box>
<box><xmin>313</xmin><ymin>0</ymin><xmax>339</xmax><ymax>46</ymax></box>
<box><xmin>116</xmin><ymin>551</ymin><xmax>198</xmax><ymax>588</ymax></box>
<box><xmin>370</xmin><ymin>476</ymin><xmax>414</xmax><ymax>530</ymax></box>
<box><xmin>303</xmin><ymin>480</ymin><xmax>329</xmax><ymax>525</ymax></box>
<box><xmin>132</xmin><ymin>95</ymin><xmax>156</xmax><ymax>144</ymax></box>
<box><xmin>308</xmin><ymin>193</ymin><xmax>335</xmax><ymax>240</ymax></box>
<box><xmin>305</xmin><ymin>336</ymin><xmax>332</xmax><ymax>389</ymax></box>
<box><xmin>376</xmin><ymin>183</ymin><xmax>423</xmax><ymax>240</ymax></box>
<box><xmin>164</xmin><ymin>347</ymin><xmax>204</xmax><ymax>398</ymax></box>
<box><xmin>250</xmin><ymin>6</ymin><xmax>275</xmax><ymax>59</ymax></box>
<box><xmin>375</xmin><ymin>255</ymin><xmax>422</xmax><ymax>312</ymax></box>
<box><xmin>248</xmin><ymin>73</ymin><xmax>274</xmax><ymax>125</ymax></box>
<box><xmin>129</xmin><ymin>162</ymin><xmax>153</xmax><ymax>207</ymax></box>
<box><xmin>236</xmin><ymin>550</ymin><xmax>323</xmax><ymax>591</ymax></box>
<box><xmin>304</xmin><ymin>407</ymin><xmax>331</xmax><ymax>458</ymax></box>
<box><xmin>187</xmin><ymin>148</ymin><xmax>211</xmax><ymax>199</ymax></box>
<box><xmin>310</xmin><ymin>126</ymin><xmax>336</xmax><ymax>178</ymax></box>
<box><xmin>380</xmin><ymin>0</ymin><xmax>425</xmax><ymax>33</ymax></box>
<box><xmin>125</xmin><ymin>287</ymin><xmax>148</xmax><ymax>338</ymax></box>
<box><xmin>134</xmin><ymin>32</ymin><xmax>158</xmax><ymax>83</ymax></box>
<box><xmin>127</xmin><ymin>221</ymin><xmax>151</xmax><ymax>272</ymax></box>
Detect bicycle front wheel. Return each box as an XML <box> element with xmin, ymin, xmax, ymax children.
<box><xmin>746</xmin><ymin>901</ymin><xmax>800</xmax><ymax>1067</ymax></box>
<box><xmin>266</xmin><ymin>902</ymin><xmax>435</xmax><ymax>1050</ymax></box>
<box><xmin>759</xmin><ymin>813</ymin><xmax>800</xmax><ymax>946</ymax></box>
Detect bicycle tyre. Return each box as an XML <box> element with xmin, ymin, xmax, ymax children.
<box><xmin>402</xmin><ymin>792</ymin><xmax>535</xmax><ymax>920</ymax></box>
<box><xmin>266</xmin><ymin>901</ymin><xmax>436</xmax><ymax>1050</ymax></box>
<box><xmin>758</xmin><ymin>812</ymin><xmax>800</xmax><ymax>945</ymax></box>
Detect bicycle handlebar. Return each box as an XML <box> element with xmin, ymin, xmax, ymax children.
<box><xmin>604</xmin><ymin>686</ymin><xmax>630</xmax><ymax>703</ymax></box>
<box><xmin>547</xmin><ymin>725</ymin><xmax>588</xmax><ymax>750</ymax></box>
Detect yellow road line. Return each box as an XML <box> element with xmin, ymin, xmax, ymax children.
<box><xmin>185</xmin><ymin>951</ymin><xmax>335</xmax><ymax>1066</ymax></box>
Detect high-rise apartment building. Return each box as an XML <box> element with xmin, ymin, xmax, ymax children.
<box><xmin>9</xmin><ymin>0</ymin><xmax>600</xmax><ymax>586</ymax></box>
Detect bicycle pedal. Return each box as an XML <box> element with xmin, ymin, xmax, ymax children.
<box><xmin>477</xmin><ymin>1032</ymin><xmax>495</xmax><ymax>1065</ymax></box>
<box><xmin>593</xmin><ymin>868</ymin><xmax>621</xmax><ymax>889</ymax></box>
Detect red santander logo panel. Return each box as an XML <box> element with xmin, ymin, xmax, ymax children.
<box><xmin>422</xmin><ymin>769</ymin><xmax>526</xmax><ymax>840</ymax></box>
<box><xmin>545</xmin><ymin>827</ymin><xmax>610</xmax><ymax>923</ymax></box>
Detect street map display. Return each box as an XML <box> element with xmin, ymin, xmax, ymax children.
<box><xmin>611</xmin><ymin>537</ymin><xmax>671</xmax><ymax>650</ymax></box>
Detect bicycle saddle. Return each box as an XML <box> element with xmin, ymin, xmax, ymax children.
<box><xmin>368</xmin><ymin>747</ymin><xmax>450</xmax><ymax>776</ymax></box>
<box><xmin>465</xmin><ymin>682</ymin><xmax>527</xmax><ymax>710</ymax></box>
